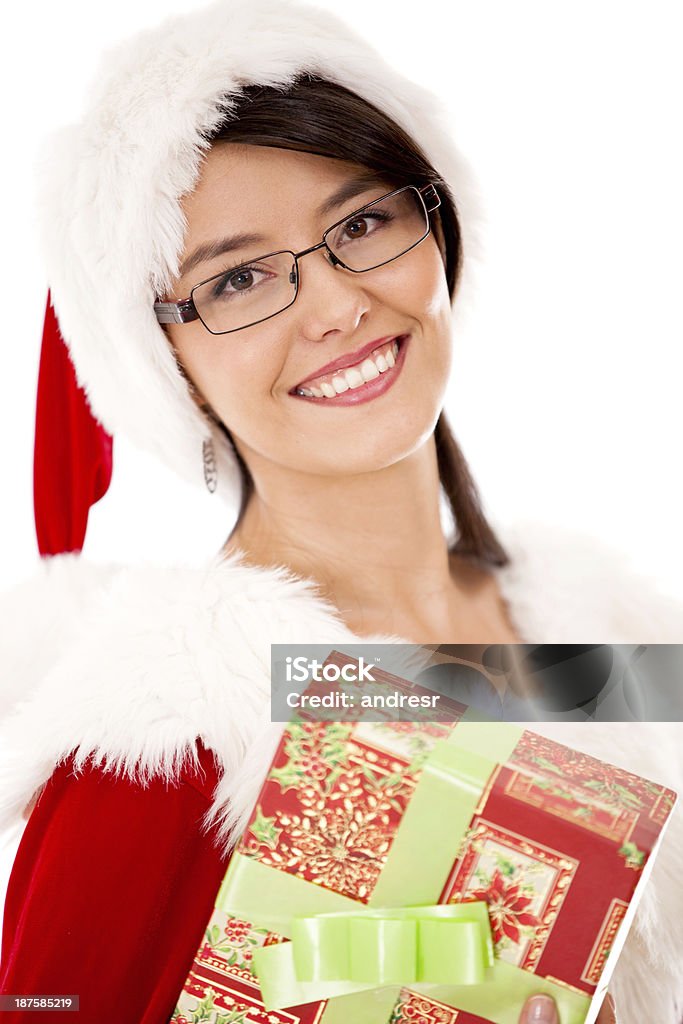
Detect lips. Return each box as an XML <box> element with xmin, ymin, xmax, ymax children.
<box><xmin>290</xmin><ymin>334</ymin><xmax>409</xmax><ymax>406</ymax></box>
<box><xmin>290</xmin><ymin>335</ymin><xmax>407</xmax><ymax>398</ymax></box>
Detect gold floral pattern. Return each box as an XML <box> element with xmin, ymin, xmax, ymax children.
<box><xmin>241</xmin><ymin>720</ymin><xmax>418</xmax><ymax>900</ymax></box>
<box><xmin>390</xmin><ymin>989</ymin><xmax>461</xmax><ymax>1023</ymax></box>
<box><xmin>282</xmin><ymin>804</ymin><xmax>391</xmax><ymax>894</ymax></box>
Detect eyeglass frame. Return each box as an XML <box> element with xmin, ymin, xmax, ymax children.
<box><xmin>153</xmin><ymin>182</ymin><xmax>442</xmax><ymax>336</ymax></box>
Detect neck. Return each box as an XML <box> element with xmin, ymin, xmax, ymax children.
<box><xmin>222</xmin><ymin>437</ymin><xmax>511</xmax><ymax>643</ymax></box>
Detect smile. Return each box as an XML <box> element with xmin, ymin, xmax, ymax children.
<box><xmin>291</xmin><ymin>335</ymin><xmax>409</xmax><ymax>405</ymax></box>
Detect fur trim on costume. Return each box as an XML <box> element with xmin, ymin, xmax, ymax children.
<box><xmin>1</xmin><ymin>523</ymin><xmax>682</xmax><ymax>1022</ymax></box>
<box><xmin>35</xmin><ymin>0</ymin><xmax>484</xmax><ymax>500</ymax></box>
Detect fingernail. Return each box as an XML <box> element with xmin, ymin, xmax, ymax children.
<box><xmin>523</xmin><ymin>994</ymin><xmax>559</xmax><ymax>1023</ymax></box>
<box><xmin>606</xmin><ymin>993</ymin><xmax>616</xmax><ymax>1013</ymax></box>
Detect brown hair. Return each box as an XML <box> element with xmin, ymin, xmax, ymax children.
<box><xmin>201</xmin><ymin>76</ymin><xmax>508</xmax><ymax>567</ymax></box>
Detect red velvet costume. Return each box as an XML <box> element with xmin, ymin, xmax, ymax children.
<box><xmin>0</xmin><ymin>741</ymin><xmax>229</xmax><ymax>1022</ymax></box>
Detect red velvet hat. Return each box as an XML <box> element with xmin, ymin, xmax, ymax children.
<box><xmin>33</xmin><ymin>293</ymin><xmax>113</xmax><ymax>556</ymax></box>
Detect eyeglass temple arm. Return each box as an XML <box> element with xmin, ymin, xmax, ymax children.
<box><xmin>154</xmin><ymin>298</ymin><xmax>200</xmax><ymax>324</ymax></box>
<box><xmin>419</xmin><ymin>183</ymin><xmax>441</xmax><ymax>212</ymax></box>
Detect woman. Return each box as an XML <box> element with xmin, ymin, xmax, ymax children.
<box><xmin>160</xmin><ymin>80</ymin><xmax>518</xmax><ymax>646</ymax></box>
<box><xmin>0</xmin><ymin>1</ymin><xmax>680</xmax><ymax>1022</ymax></box>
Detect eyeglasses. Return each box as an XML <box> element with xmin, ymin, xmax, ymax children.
<box><xmin>154</xmin><ymin>183</ymin><xmax>441</xmax><ymax>336</ymax></box>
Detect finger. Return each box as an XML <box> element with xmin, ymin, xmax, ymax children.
<box><xmin>596</xmin><ymin>993</ymin><xmax>617</xmax><ymax>1023</ymax></box>
<box><xmin>518</xmin><ymin>994</ymin><xmax>559</xmax><ymax>1023</ymax></box>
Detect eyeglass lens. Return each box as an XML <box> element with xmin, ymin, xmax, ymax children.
<box><xmin>191</xmin><ymin>187</ymin><xmax>429</xmax><ymax>334</ymax></box>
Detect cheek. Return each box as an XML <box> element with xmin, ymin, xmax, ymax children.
<box><xmin>379</xmin><ymin>246</ymin><xmax>453</xmax><ymax>378</ymax></box>
<box><xmin>171</xmin><ymin>322</ymin><xmax>281</xmax><ymax>400</ymax></box>
<box><xmin>377</xmin><ymin>239</ymin><xmax>451</xmax><ymax>326</ymax></box>
<box><xmin>416</xmin><ymin>251</ymin><xmax>453</xmax><ymax>379</ymax></box>
<box><xmin>416</xmin><ymin>249</ymin><xmax>453</xmax><ymax>327</ymax></box>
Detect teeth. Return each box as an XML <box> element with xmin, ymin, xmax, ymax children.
<box><xmin>295</xmin><ymin>336</ymin><xmax>403</xmax><ymax>398</ymax></box>
<box><xmin>360</xmin><ymin>359</ymin><xmax>380</xmax><ymax>382</ymax></box>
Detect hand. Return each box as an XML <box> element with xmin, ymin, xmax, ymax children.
<box><xmin>518</xmin><ymin>992</ymin><xmax>617</xmax><ymax>1023</ymax></box>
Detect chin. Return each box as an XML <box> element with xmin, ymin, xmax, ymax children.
<box><xmin>310</xmin><ymin>418</ymin><xmax>440</xmax><ymax>477</ymax></box>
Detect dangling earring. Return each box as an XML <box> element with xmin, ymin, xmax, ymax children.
<box><xmin>202</xmin><ymin>438</ymin><xmax>218</xmax><ymax>493</ymax></box>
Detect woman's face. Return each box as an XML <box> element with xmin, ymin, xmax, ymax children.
<box><xmin>164</xmin><ymin>143</ymin><xmax>453</xmax><ymax>479</ymax></box>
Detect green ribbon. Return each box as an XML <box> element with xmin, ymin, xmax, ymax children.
<box><xmin>316</xmin><ymin>964</ymin><xmax>592</xmax><ymax>1024</ymax></box>
<box><xmin>218</xmin><ymin>721</ymin><xmax>592</xmax><ymax>1022</ymax></box>
<box><xmin>252</xmin><ymin>902</ymin><xmax>493</xmax><ymax>1005</ymax></box>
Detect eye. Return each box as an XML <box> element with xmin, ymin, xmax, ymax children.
<box><xmin>343</xmin><ymin>216</ymin><xmax>371</xmax><ymax>240</ymax></box>
<box><xmin>228</xmin><ymin>269</ymin><xmax>255</xmax><ymax>290</ymax></box>
<box><xmin>334</xmin><ymin>208</ymin><xmax>394</xmax><ymax>248</ymax></box>
<box><xmin>211</xmin><ymin>264</ymin><xmax>269</xmax><ymax>300</ymax></box>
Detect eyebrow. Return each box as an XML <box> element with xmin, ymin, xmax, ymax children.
<box><xmin>179</xmin><ymin>172</ymin><xmax>390</xmax><ymax>279</ymax></box>
<box><xmin>179</xmin><ymin>232</ymin><xmax>266</xmax><ymax>278</ymax></box>
<box><xmin>315</xmin><ymin>171</ymin><xmax>391</xmax><ymax>218</ymax></box>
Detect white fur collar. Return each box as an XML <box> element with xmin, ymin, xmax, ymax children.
<box><xmin>1</xmin><ymin>520</ymin><xmax>680</xmax><ymax>831</ymax></box>
<box><xmin>1</xmin><ymin>521</ymin><xmax>681</xmax><ymax>1022</ymax></box>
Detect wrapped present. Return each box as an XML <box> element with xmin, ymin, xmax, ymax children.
<box><xmin>171</xmin><ymin>654</ymin><xmax>677</xmax><ymax>1024</ymax></box>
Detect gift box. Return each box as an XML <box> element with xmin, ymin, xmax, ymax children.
<box><xmin>171</xmin><ymin>652</ymin><xmax>677</xmax><ymax>1024</ymax></box>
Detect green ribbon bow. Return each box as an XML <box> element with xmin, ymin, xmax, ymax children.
<box><xmin>252</xmin><ymin>901</ymin><xmax>494</xmax><ymax>1005</ymax></box>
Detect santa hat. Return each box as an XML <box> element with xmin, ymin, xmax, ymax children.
<box><xmin>33</xmin><ymin>0</ymin><xmax>484</xmax><ymax>555</ymax></box>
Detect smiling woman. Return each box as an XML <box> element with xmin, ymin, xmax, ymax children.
<box><xmin>0</xmin><ymin>2</ymin><xmax>681</xmax><ymax>1023</ymax></box>
<box><xmin>156</xmin><ymin>78</ymin><xmax>507</xmax><ymax>587</ymax></box>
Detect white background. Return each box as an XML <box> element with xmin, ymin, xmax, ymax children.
<box><xmin>1</xmin><ymin>0</ymin><xmax>682</xmax><ymax>595</ymax></box>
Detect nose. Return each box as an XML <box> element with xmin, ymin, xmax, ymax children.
<box><xmin>293</xmin><ymin>246</ymin><xmax>370</xmax><ymax>343</ymax></box>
